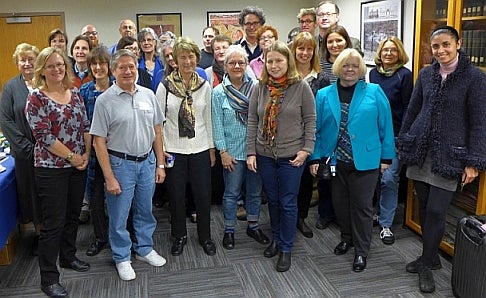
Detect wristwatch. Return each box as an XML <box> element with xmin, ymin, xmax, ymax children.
<box><xmin>157</xmin><ymin>164</ymin><xmax>165</xmax><ymax>169</ymax></box>
<box><xmin>66</xmin><ymin>152</ymin><xmax>74</xmax><ymax>161</ymax></box>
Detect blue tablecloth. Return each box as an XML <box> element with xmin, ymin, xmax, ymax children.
<box><xmin>0</xmin><ymin>156</ymin><xmax>17</xmax><ymax>249</ymax></box>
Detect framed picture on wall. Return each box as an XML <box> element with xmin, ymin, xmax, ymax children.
<box><xmin>207</xmin><ymin>11</ymin><xmax>243</xmax><ymax>43</ymax></box>
<box><xmin>136</xmin><ymin>13</ymin><xmax>182</xmax><ymax>39</ymax></box>
<box><xmin>360</xmin><ymin>0</ymin><xmax>403</xmax><ymax>65</ymax></box>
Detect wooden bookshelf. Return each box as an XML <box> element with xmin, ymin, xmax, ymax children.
<box><xmin>408</xmin><ymin>0</ymin><xmax>486</xmax><ymax>256</ymax></box>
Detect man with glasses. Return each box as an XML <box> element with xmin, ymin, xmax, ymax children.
<box><xmin>81</xmin><ymin>24</ymin><xmax>100</xmax><ymax>47</ymax></box>
<box><xmin>109</xmin><ymin>19</ymin><xmax>137</xmax><ymax>55</ymax></box>
<box><xmin>316</xmin><ymin>1</ymin><xmax>362</xmax><ymax>56</ymax></box>
<box><xmin>235</xmin><ymin>6</ymin><xmax>266</xmax><ymax>62</ymax></box>
<box><xmin>198</xmin><ymin>26</ymin><xmax>220</xmax><ymax>69</ymax></box>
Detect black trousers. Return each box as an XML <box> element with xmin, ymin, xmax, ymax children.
<box><xmin>166</xmin><ymin>150</ymin><xmax>212</xmax><ymax>241</ymax></box>
<box><xmin>297</xmin><ymin>165</ymin><xmax>313</xmax><ymax>219</ymax></box>
<box><xmin>15</xmin><ymin>157</ymin><xmax>40</xmax><ymax>224</ymax></box>
<box><xmin>35</xmin><ymin>167</ymin><xmax>86</xmax><ymax>286</ymax></box>
<box><xmin>332</xmin><ymin>161</ymin><xmax>379</xmax><ymax>257</ymax></box>
<box><xmin>413</xmin><ymin>180</ymin><xmax>455</xmax><ymax>267</ymax></box>
<box><xmin>90</xmin><ymin>158</ymin><xmax>108</xmax><ymax>242</ymax></box>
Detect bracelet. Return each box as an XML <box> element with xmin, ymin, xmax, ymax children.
<box><xmin>66</xmin><ymin>152</ymin><xmax>74</xmax><ymax>161</ymax></box>
<box><xmin>157</xmin><ymin>164</ymin><xmax>165</xmax><ymax>169</ymax></box>
<box><xmin>220</xmin><ymin>150</ymin><xmax>227</xmax><ymax>155</ymax></box>
<box><xmin>247</xmin><ymin>154</ymin><xmax>256</xmax><ymax>157</ymax></box>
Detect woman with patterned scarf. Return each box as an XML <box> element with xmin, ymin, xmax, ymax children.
<box><xmin>369</xmin><ymin>36</ymin><xmax>412</xmax><ymax>246</ymax></box>
<box><xmin>246</xmin><ymin>41</ymin><xmax>316</xmax><ymax>272</ymax></box>
<box><xmin>155</xmin><ymin>37</ymin><xmax>217</xmax><ymax>257</ymax></box>
<box><xmin>212</xmin><ymin>45</ymin><xmax>269</xmax><ymax>251</ymax></box>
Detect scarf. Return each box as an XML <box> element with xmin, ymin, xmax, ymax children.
<box><xmin>164</xmin><ymin>70</ymin><xmax>205</xmax><ymax>138</ymax></box>
<box><xmin>211</xmin><ymin>60</ymin><xmax>225</xmax><ymax>87</ymax></box>
<box><xmin>262</xmin><ymin>76</ymin><xmax>289</xmax><ymax>146</ymax></box>
<box><xmin>377</xmin><ymin>63</ymin><xmax>404</xmax><ymax>77</ymax></box>
<box><xmin>222</xmin><ymin>74</ymin><xmax>254</xmax><ymax>125</ymax></box>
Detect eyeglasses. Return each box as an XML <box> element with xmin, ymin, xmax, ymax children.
<box><xmin>124</xmin><ymin>46</ymin><xmax>140</xmax><ymax>52</ymax></box>
<box><xmin>243</xmin><ymin>21</ymin><xmax>260</xmax><ymax>27</ymax></box>
<box><xmin>259</xmin><ymin>35</ymin><xmax>275</xmax><ymax>41</ymax></box>
<box><xmin>381</xmin><ymin>48</ymin><xmax>398</xmax><ymax>54</ymax></box>
<box><xmin>83</xmin><ymin>31</ymin><xmax>98</xmax><ymax>36</ymax></box>
<box><xmin>227</xmin><ymin>61</ymin><xmax>247</xmax><ymax>67</ymax></box>
<box><xmin>44</xmin><ymin>63</ymin><xmax>65</xmax><ymax>70</ymax></box>
<box><xmin>19</xmin><ymin>58</ymin><xmax>35</xmax><ymax>65</ymax></box>
<box><xmin>317</xmin><ymin>12</ymin><xmax>338</xmax><ymax>18</ymax></box>
<box><xmin>141</xmin><ymin>38</ymin><xmax>155</xmax><ymax>43</ymax></box>
<box><xmin>299</xmin><ymin>19</ymin><xmax>315</xmax><ymax>24</ymax></box>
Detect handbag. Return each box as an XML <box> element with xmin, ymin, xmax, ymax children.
<box><xmin>316</xmin><ymin>156</ymin><xmax>332</xmax><ymax>180</ymax></box>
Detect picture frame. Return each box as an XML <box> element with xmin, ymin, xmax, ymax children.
<box><xmin>136</xmin><ymin>13</ymin><xmax>182</xmax><ymax>39</ymax></box>
<box><xmin>207</xmin><ymin>11</ymin><xmax>243</xmax><ymax>43</ymax></box>
<box><xmin>360</xmin><ymin>0</ymin><xmax>403</xmax><ymax>65</ymax></box>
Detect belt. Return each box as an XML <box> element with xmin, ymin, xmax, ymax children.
<box><xmin>108</xmin><ymin>149</ymin><xmax>150</xmax><ymax>162</ymax></box>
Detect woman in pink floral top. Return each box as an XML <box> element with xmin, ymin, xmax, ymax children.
<box><xmin>25</xmin><ymin>47</ymin><xmax>91</xmax><ymax>298</ymax></box>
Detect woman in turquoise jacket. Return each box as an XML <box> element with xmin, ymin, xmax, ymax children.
<box><xmin>309</xmin><ymin>48</ymin><xmax>395</xmax><ymax>272</ymax></box>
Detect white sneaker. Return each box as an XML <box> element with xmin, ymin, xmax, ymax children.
<box><xmin>380</xmin><ymin>227</ymin><xmax>395</xmax><ymax>245</ymax></box>
<box><xmin>136</xmin><ymin>249</ymin><xmax>166</xmax><ymax>267</ymax></box>
<box><xmin>116</xmin><ymin>261</ymin><xmax>136</xmax><ymax>281</ymax></box>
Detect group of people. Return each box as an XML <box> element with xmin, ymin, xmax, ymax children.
<box><xmin>0</xmin><ymin>1</ymin><xmax>485</xmax><ymax>297</ymax></box>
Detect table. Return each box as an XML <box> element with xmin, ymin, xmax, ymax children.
<box><xmin>0</xmin><ymin>156</ymin><xmax>17</xmax><ymax>249</ymax></box>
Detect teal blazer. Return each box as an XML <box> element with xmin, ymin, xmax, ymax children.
<box><xmin>309</xmin><ymin>80</ymin><xmax>396</xmax><ymax>170</ymax></box>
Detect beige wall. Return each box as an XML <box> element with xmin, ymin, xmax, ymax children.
<box><xmin>0</xmin><ymin>0</ymin><xmax>416</xmax><ymax>70</ymax></box>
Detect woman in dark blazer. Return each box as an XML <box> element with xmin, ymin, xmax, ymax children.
<box><xmin>309</xmin><ymin>48</ymin><xmax>395</xmax><ymax>273</ymax></box>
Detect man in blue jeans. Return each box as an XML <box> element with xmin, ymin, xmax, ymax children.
<box><xmin>90</xmin><ymin>49</ymin><xmax>167</xmax><ymax>281</ymax></box>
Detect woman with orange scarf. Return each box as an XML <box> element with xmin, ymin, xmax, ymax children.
<box><xmin>246</xmin><ymin>41</ymin><xmax>316</xmax><ymax>272</ymax></box>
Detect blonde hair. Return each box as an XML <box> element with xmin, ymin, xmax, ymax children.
<box><xmin>291</xmin><ymin>32</ymin><xmax>321</xmax><ymax>73</ymax></box>
<box><xmin>12</xmin><ymin>43</ymin><xmax>39</xmax><ymax>64</ymax></box>
<box><xmin>33</xmin><ymin>47</ymin><xmax>73</xmax><ymax>90</ymax></box>
<box><xmin>260</xmin><ymin>41</ymin><xmax>302</xmax><ymax>85</ymax></box>
<box><xmin>374</xmin><ymin>36</ymin><xmax>409</xmax><ymax>67</ymax></box>
<box><xmin>332</xmin><ymin>48</ymin><xmax>367</xmax><ymax>78</ymax></box>
<box><xmin>173</xmin><ymin>36</ymin><xmax>201</xmax><ymax>63</ymax></box>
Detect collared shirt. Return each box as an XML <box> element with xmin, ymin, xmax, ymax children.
<box><xmin>235</xmin><ymin>37</ymin><xmax>262</xmax><ymax>62</ymax></box>
<box><xmin>249</xmin><ymin>54</ymin><xmax>264</xmax><ymax>79</ymax></box>
<box><xmin>211</xmin><ymin>75</ymin><xmax>257</xmax><ymax>161</ymax></box>
<box><xmin>90</xmin><ymin>84</ymin><xmax>164</xmax><ymax>155</ymax></box>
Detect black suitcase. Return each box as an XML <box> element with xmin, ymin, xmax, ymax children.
<box><xmin>451</xmin><ymin>216</ymin><xmax>486</xmax><ymax>298</ymax></box>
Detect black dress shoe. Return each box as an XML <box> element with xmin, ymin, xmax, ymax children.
<box><xmin>222</xmin><ymin>233</ymin><xmax>234</xmax><ymax>250</ymax></box>
<box><xmin>418</xmin><ymin>266</ymin><xmax>436</xmax><ymax>293</ymax></box>
<box><xmin>264</xmin><ymin>241</ymin><xmax>279</xmax><ymax>258</ymax></box>
<box><xmin>41</xmin><ymin>282</ymin><xmax>67</xmax><ymax>297</ymax></box>
<box><xmin>406</xmin><ymin>256</ymin><xmax>442</xmax><ymax>273</ymax></box>
<box><xmin>200</xmin><ymin>239</ymin><xmax>216</xmax><ymax>256</ymax></box>
<box><xmin>334</xmin><ymin>241</ymin><xmax>353</xmax><ymax>255</ymax></box>
<box><xmin>247</xmin><ymin>228</ymin><xmax>270</xmax><ymax>244</ymax></box>
<box><xmin>171</xmin><ymin>236</ymin><xmax>187</xmax><ymax>256</ymax></box>
<box><xmin>352</xmin><ymin>255</ymin><xmax>367</xmax><ymax>272</ymax></box>
<box><xmin>276</xmin><ymin>252</ymin><xmax>291</xmax><ymax>272</ymax></box>
<box><xmin>315</xmin><ymin>218</ymin><xmax>333</xmax><ymax>230</ymax></box>
<box><xmin>297</xmin><ymin>218</ymin><xmax>313</xmax><ymax>238</ymax></box>
<box><xmin>60</xmin><ymin>258</ymin><xmax>90</xmax><ymax>272</ymax></box>
<box><xmin>86</xmin><ymin>241</ymin><xmax>107</xmax><ymax>256</ymax></box>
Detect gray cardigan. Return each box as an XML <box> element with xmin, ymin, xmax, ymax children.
<box><xmin>247</xmin><ymin>80</ymin><xmax>316</xmax><ymax>159</ymax></box>
<box><xmin>0</xmin><ymin>74</ymin><xmax>35</xmax><ymax>159</ymax></box>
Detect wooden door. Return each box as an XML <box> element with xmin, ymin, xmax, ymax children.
<box><xmin>0</xmin><ymin>14</ymin><xmax>63</xmax><ymax>92</ymax></box>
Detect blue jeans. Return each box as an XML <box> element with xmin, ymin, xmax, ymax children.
<box><xmin>257</xmin><ymin>155</ymin><xmax>304</xmax><ymax>253</ymax></box>
<box><xmin>222</xmin><ymin>160</ymin><xmax>262</xmax><ymax>228</ymax></box>
<box><xmin>378</xmin><ymin>158</ymin><xmax>401</xmax><ymax>228</ymax></box>
<box><xmin>105</xmin><ymin>152</ymin><xmax>157</xmax><ymax>263</ymax></box>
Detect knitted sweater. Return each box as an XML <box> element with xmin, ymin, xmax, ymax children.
<box><xmin>397</xmin><ymin>52</ymin><xmax>486</xmax><ymax>179</ymax></box>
